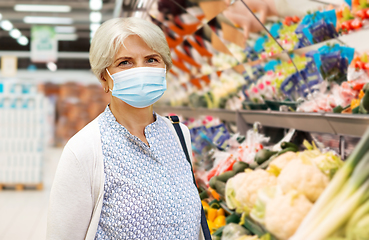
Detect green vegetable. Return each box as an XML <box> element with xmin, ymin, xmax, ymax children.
<box><xmin>226</xmin><ymin>213</ymin><xmax>241</xmax><ymax>224</ymax></box>
<box><xmin>255</xmin><ymin>149</ymin><xmax>278</xmax><ymax>165</ymax></box>
<box><xmin>256</xmin><ymin>156</ymin><xmax>276</xmax><ymax>170</ymax></box>
<box><xmin>276</xmin><ymin>147</ymin><xmax>298</xmax><ymax>156</ymax></box>
<box><xmin>210</xmin><ymin>202</ymin><xmax>221</xmax><ymax>209</ymax></box>
<box><xmin>249</xmin><ymin>162</ymin><xmax>259</xmax><ymax>170</ymax></box>
<box><xmin>214</xmin><ymin>180</ymin><xmax>226</xmax><ymax>198</ymax></box>
<box><xmin>217</xmin><ymin>171</ymin><xmax>236</xmax><ymax>183</ymax></box>
<box><xmin>209</xmin><ymin>199</ymin><xmax>220</xmax><ymax>206</ymax></box>
<box><xmin>232</xmin><ymin>161</ymin><xmax>249</xmax><ymax>173</ymax></box>
<box><xmin>280</xmin><ymin>142</ymin><xmax>298</xmax><ymax>151</ymax></box>
<box><xmin>346</xmin><ymin>200</ymin><xmax>369</xmax><ymax>239</ymax></box>
<box><xmin>241</xmin><ymin>214</ymin><xmax>267</xmax><ymax>237</ymax></box>
<box><xmin>209</xmin><ymin>176</ymin><xmax>218</xmax><ymax>189</ymax></box>
<box><xmin>212</xmin><ymin>226</ymin><xmax>225</xmax><ymax>237</ymax></box>
<box><xmin>200</xmin><ymin>190</ymin><xmax>208</xmax><ymax>200</ymax></box>
<box><xmin>352</xmin><ymin>106</ymin><xmax>360</xmax><ymax>114</ymax></box>
<box><xmin>359</xmin><ymin>90</ymin><xmax>369</xmax><ymax>114</ymax></box>
<box><xmin>290</xmin><ymin>128</ymin><xmax>369</xmax><ymax>240</ymax></box>
<box><xmin>333</xmin><ymin>105</ymin><xmax>344</xmax><ymax>113</ymax></box>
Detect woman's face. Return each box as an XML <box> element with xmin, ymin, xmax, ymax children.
<box><xmin>104</xmin><ymin>35</ymin><xmax>165</xmax><ymax>88</ymax></box>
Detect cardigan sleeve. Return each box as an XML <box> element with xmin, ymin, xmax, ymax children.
<box><xmin>46</xmin><ymin>144</ymin><xmax>94</xmax><ymax>240</ymax></box>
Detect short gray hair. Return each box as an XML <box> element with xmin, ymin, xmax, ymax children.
<box><xmin>89</xmin><ymin>17</ymin><xmax>172</xmax><ymax>81</ymax></box>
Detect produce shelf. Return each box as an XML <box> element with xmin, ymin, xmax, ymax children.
<box><xmin>325</xmin><ymin>113</ymin><xmax>369</xmax><ymax>137</ymax></box>
<box><xmin>154</xmin><ymin>106</ymin><xmax>369</xmax><ymax>137</ymax></box>
<box><xmin>238</xmin><ymin>110</ymin><xmax>335</xmax><ymax>134</ymax></box>
<box><xmin>154</xmin><ymin>106</ymin><xmax>236</xmax><ymax>122</ymax></box>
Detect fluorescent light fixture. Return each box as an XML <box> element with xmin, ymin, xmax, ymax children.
<box><xmin>55</xmin><ymin>26</ymin><xmax>75</xmax><ymax>33</ymax></box>
<box><xmin>56</xmin><ymin>33</ymin><xmax>78</xmax><ymax>41</ymax></box>
<box><xmin>47</xmin><ymin>62</ymin><xmax>57</xmax><ymax>72</ymax></box>
<box><xmin>89</xmin><ymin>0</ymin><xmax>102</xmax><ymax>11</ymax></box>
<box><xmin>9</xmin><ymin>29</ymin><xmax>21</xmax><ymax>39</ymax></box>
<box><xmin>17</xmin><ymin>36</ymin><xmax>29</xmax><ymax>46</ymax></box>
<box><xmin>15</xmin><ymin>4</ymin><xmax>71</xmax><ymax>13</ymax></box>
<box><xmin>90</xmin><ymin>12</ymin><xmax>102</xmax><ymax>23</ymax></box>
<box><xmin>90</xmin><ymin>23</ymin><xmax>100</xmax><ymax>32</ymax></box>
<box><xmin>0</xmin><ymin>20</ymin><xmax>13</xmax><ymax>31</ymax></box>
<box><xmin>24</xmin><ymin>16</ymin><xmax>73</xmax><ymax>25</ymax></box>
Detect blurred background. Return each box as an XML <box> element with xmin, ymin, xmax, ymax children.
<box><xmin>1</xmin><ymin>0</ymin><xmax>368</xmax><ymax>239</ymax></box>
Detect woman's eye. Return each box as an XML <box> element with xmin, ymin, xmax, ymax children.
<box><xmin>147</xmin><ymin>58</ymin><xmax>158</xmax><ymax>63</ymax></box>
<box><xmin>119</xmin><ymin>60</ymin><xmax>129</xmax><ymax>66</ymax></box>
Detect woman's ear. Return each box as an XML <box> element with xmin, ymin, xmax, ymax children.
<box><xmin>100</xmin><ymin>72</ymin><xmax>111</xmax><ymax>93</ymax></box>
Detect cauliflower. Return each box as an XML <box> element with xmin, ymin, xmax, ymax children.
<box><xmin>225</xmin><ymin>169</ymin><xmax>277</xmax><ymax>213</ymax></box>
<box><xmin>278</xmin><ymin>158</ymin><xmax>329</xmax><ymax>202</ymax></box>
<box><xmin>221</xmin><ymin>223</ymin><xmax>250</xmax><ymax>240</ymax></box>
<box><xmin>236</xmin><ymin>236</ymin><xmax>259</xmax><ymax>240</ymax></box>
<box><xmin>264</xmin><ymin>190</ymin><xmax>313</xmax><ymax>240</ymax></box>
<box><xmin>300</xmin><ymin>140</ymin><xmax>344</xmax><ymax>179</ymax></box>
<box><xmin>266</xmin><ymin>152</ymin><xmax>297</xmax><ymax>176</ymax></box>
<box><xmin>310</xmin><ymin>151</ymin><xmax>343</xmax><ymax>180</ymax></box>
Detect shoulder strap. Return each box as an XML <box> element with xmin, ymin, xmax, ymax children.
<box><xmin>166</xmin><ymin>115</ymin><xmax>212</xmax><ymax>240</ymax></box>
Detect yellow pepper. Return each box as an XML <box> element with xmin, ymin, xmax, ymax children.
<box><xmin>351</xmin><ymin>98</ymin><xmax>361</xmax><ymax>109</ymax></box>
<box><xmin>217</xmin><ymin>208</ymin><xmax>225</xmax><ymax>217</ymax></box>
<box><xmin>359</xmin><ymin>90</ymin><xmax>365</xmax><ymax>99</ymax></box>
<box><xmin>206</xmin><ymin>206</ymin><xmax>226</xmax><ymax>233</ymax></box>
<box><xmin>213</xmin><ymin>215</ymin><xmax>226</xmax><ymax>228</ymax></box>
<box><xmin>207</xmin><ymin>207</ymin><xmax>218</xmax><ymax>222</ymax></box>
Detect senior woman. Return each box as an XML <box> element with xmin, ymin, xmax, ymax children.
<box><xmin>47</xmin><ymin>17</ymin><xmax>209</xmax><ymax>240</ymax></box>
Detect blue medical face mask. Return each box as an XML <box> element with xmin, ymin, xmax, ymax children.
<box><xmin>106</xmin><ymin>66</ymin><xmax>167</xmax><ymax>108</ymax></box>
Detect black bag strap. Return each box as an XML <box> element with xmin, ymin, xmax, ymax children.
<box><xmin>166</xmin><ymin>115</ymin><xmax>212</xmax><ymax>240</ymax></box>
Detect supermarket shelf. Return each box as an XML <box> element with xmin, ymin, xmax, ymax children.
<box><xmin>154</xmin><ymin>106</ymin><xmax>236</xmax><ymax>122</ymax></box>
<box><xmin>154</xmin><ymin>106</ymin><xmax>369</xmax><ymax>137</ymax></box>
<box><xmin>324</xmin><ymin>113</ymin><xmax>369</xmax><ymax>137</ymax></box>
<box><xmin>238</xmin><ymin>110</ymin><xmax>336</xmax><ymax>134</ymax></box>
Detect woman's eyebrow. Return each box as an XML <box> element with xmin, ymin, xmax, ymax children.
<box><xmin>114</xmin><ymin>56</ymin><xmax>132</xmax><ymax>63</ymax></box>
<box><xmin>145</xmin><ymin>54</ymin><xmax>162</xmax><ymax>59</ymax></box>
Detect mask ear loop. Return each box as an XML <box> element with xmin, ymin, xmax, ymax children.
<box><xmin>105</xmin><ymin>68</ymin><xmax>113</xmax><ymax>92</ymax></box>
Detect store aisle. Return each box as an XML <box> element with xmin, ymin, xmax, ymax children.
<box><xmin>0</xmin><ymin>148</ymin><xmax>63</xmax><ymax>240</ymax></box>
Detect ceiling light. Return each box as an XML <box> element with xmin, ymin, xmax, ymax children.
<box><xmin>90</xmin><ymin>23</ymin><xmax>100</xmax><ymax>32</ymax></box>
<box><xmin>9</xmin><ymin>29</ymin><xmax>21</xmax><ymax>39</ymax></box>
<box><xmin>0</xmin><ymin>20</ymin><xmax>13</xmax><ymax>31</ymax></box>
<box><xmin>24</xmin><ymin>16</ymin><xmax>73</xmax><ymax>25</ymax></box>
<box><xmin>55</xmin><ymin>26</ymin><xmax>75</xmax><ymax>33</ymax></box>
<box><xmin>89</xmin><ymin>0</ymin><xmax>103</xmax><ymax>11</ymax></box>
<box><xmin>17</xmin><ymin>36</ymin><xmax>29</xmax><ymax>46</ymax></box>
<box><xmin>56</xmin><ymin>33</ymin><xmax>78</xmax><ymax>41</ymax></box>
<box><xmin>47</xmin><ymin>62</ymin><xmax>57</xmax><ymax>72</ymax></box>
<box><xmin>0</xmin><ymin>14</ymin><xmax>2</xmax><ymax>21</ymax></box>
<box><xmin>15</xmin><ymin>4</ymin><xmax>71</xmax><ymax>13</ymax></box>
<box><xmin>90</xmin><ymin>12</ymin><xmax>102</xmax><ymax>23</ymax></box>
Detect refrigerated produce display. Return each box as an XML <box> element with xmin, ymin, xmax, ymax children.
<box><xmin>149</xmin><ymin>0</ymin><xmax>369</xmax><ymax>239</ymax></box>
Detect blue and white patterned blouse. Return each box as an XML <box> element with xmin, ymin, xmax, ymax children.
<box><xmin>95</xmin><ymin>106</ymin><xmax>201</xmax><ymax>240</ymax></box>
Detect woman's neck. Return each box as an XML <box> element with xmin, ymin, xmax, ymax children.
<box><xmin>109</xmin><ymin>97</ymin><xmax>155</xmax><ymax>138</ymax></box>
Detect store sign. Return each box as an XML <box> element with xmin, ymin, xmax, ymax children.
<box><xmin>31</xmin><ymin>26</ymin><xmax>58</xmax><ymax>63</ymax></box>
<box><xmin>1</xmin><ymin>56</ymin><xmax>17</xmax><ymax>77</ymax></box>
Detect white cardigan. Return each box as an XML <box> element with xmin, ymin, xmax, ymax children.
<box><xmin>47</xmin><ymin>115</ymin><xmax>205</xmax><ymax>240</ymax></box>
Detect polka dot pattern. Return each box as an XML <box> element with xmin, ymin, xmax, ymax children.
<box><xmin>95</xmin><ymin>106</ymin><xmax>201</xmax><ymax>239</ymax></box>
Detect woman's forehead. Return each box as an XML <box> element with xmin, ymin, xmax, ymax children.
<box><xmin>115</xmin><ymin>35</ymin><xmax>158</xmax><ymax>57</ymax></box>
